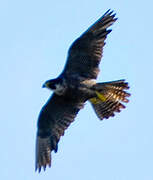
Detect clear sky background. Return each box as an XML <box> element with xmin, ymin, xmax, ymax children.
<box><xmin>0</xmin><ymin>0</ymin><xmax>153</xmax><ymax>179</ymax></box>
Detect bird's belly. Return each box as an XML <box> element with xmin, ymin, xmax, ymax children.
<box><xmin>64</xmin><ymin>85</ymin><xmax>95</xmax><ymax>102</ymax></box>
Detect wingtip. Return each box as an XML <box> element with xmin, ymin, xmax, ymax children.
<box><xmin>35</xmin><ymin>162</ymin><xmax>51</xmax><ymax>173</ymax></box>
<box><xmin>104</xmin><ymin>9</ymin><xmax>112</xmax><ymax>15</ymax></box>
<box><xmin>104</xmin><ymin>9</ymin><xmax>118</xmax><ymax>23</ymax></box>
<box><xmin>104</xmin><ymin>9</ymin><xmax>116</xmax><ymax>16</ymax></box>
<box><xmin>35</xmin><ymin>136</ymin><xmax>52</xmax><ymax>173</ymax></box>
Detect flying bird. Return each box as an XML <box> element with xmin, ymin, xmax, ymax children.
<box><xmin>35</xmin><ymin>9</ymin><xmax>130</xmax><ymax>172</ymax></box>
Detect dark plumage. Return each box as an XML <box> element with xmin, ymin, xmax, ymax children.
<box><xmin>35</xmin><ymin>9</ymin><xmax>130</xmax><ymax>172</ymax></box>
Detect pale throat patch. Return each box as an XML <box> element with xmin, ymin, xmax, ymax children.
<box><xmin>54</xmin><ymin>84</ymin><xmax>66</xmax><ymax>95</ymax></box>
<box><xmin>82</xmin><ymin>79</ymin><xmax>96</xmax><ymax>86</ymax></box>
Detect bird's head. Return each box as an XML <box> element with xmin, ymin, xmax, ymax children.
<box><xmin>42</xmin><ymin>78</ymin><xmax>62</xmax><ymax>91</ymax></box>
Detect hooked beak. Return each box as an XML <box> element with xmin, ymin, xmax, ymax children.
<box><xmin>42</xmin><ymin>82</ymin><xmax>46</xmax><ymax>88</ymax></box>
<box><xmin>42</xmin><ymin>81</ymin><xmax>51</xmax><ymax>88</ymax></box>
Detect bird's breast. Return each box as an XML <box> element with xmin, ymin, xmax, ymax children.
<box><xmin>63</xmin><ymin>80</ymin><xmax>95</xmax><ymax>101</ymax></box>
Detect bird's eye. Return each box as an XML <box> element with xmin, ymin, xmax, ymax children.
<box><xmin>48</xmin><ymin>83</ymin><xmax>56</xmax><ymax>89</ymax></box>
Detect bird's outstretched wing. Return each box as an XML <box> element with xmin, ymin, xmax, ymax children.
<box><xmin>35</xmin><ymin>93</ymin><xmax>84</xmax><ymax>172</ymax></box>
<box><xmin>63</xmin><ymin>9</ymin><xmax>117</xmax><ymax>79</ymax></box>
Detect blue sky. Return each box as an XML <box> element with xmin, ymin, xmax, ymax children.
<box><xmin>0</xmin><ymin>0</ymin><xmax>153</xmax><ymax>179</ymax></box>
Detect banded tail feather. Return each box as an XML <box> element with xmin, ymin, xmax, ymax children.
<box><xmin>89</xmin><ymin>80</ymin><xmax>130</xmax><ymax>120</ymax></box>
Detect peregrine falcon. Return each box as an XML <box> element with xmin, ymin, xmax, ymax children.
<box><xmin>35</xmin><ymin>9</ymin><xmax>130</xmax><ymax>172</ymax></box>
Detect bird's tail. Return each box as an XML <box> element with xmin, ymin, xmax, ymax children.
<box><xmin>89</xmin><ymin>79</ymin><xmax>130</xmax><ymax>120</ymax></box>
